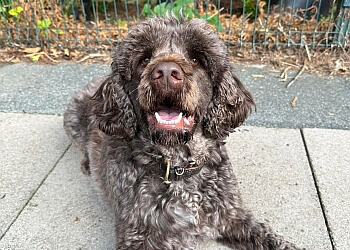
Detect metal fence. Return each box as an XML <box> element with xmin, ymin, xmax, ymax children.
<box><xmin>0</xmin><ymin>0</ymin><xmax>349</xmax><ymax>50</ymax></box>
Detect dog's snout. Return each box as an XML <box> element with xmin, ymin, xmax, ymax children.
<box><xmin>152</xmin><ymin>62</ymin><xmax>184</xmax><ymax>89</ymax></box>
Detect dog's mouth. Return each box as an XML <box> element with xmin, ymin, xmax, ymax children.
<box><xmin>147</xmin><ymin>106</ymin><xmax>194</xmax><ymax>131</ymax></box>
<box><xmin>147</xmin><ymin>97</ymin><xmax>195</xmax><ymax>131</ymax></box>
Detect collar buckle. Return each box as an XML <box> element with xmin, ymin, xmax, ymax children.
<box><xmin>174</xmin><ymin>167</ymin><xmax>185</xmax><ymax>176</ymax></box>
<box><xmin>161</xmin><ymin>159</ymin><xmax>203</xmax><ymax>183</ymax></box>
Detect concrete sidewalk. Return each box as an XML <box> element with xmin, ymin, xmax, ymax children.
<box><xmin>0</xmin><ymin>63</ymin><xmax>349</xmax><ymax>249</ymax></box>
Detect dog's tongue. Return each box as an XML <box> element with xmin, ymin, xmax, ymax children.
<box><xmin>157</xmin><ymin>107</ymin><xmax>180</xmax><ymax>120</ymax></box>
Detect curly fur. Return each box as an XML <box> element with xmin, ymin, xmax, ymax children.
<box><xmin>64</xmin><ymin>16</ymin><xmax>304</xmax><ymax>249</ymax></box>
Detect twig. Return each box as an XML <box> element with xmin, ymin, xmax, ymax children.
<box><xmin>77</xmin><ymin>53</ymin><xmax>108</xmax><ymax>63</ymax></box>
<box><xmin>340</xmin><ymin>44</ymin><xmax>350</xmax><ymax>60</ymax></box>
<box><xmin>251</xmin><ymin>74</ymin><xmax>265</xmax><ymax>78</ymax></box>
<box><xmin>291</xmin><ymin>96</ymin><xmax>298</xmax><ymax>107</ymax></box>
<box><xmin>305</xmin><ymin>43</ymin><xmax>311</xmax><ymax>62</ymax></box>
<box><xmin>279</xmin><ymin>61</ymin><xmax>299</xmax><ymax>68</ymax></box>
<box><xmin>302</xmin><ymin>36</ymin><xmax>311</xmax><ymax>62</ymax></box>
<box><xmin>5</xmin><ymin>56</ymin><xmax>15</xmax><ymax>62</ymax></box>
<box><xmin>279</xmin><ymin>66</ymin><xmax>291</xmax><ymax>82</ymax></box>
<box><xmin>23</xmin><ymin>51</ymin><xmax>59</xmax><ymax>63</ymax></box>
<box><xmin>286</xmin><ymin>60</ymin><xmax>308</xmax><ymax>88</ymax></box>
<box><xmin>43</xmin><ymin>52</ymin><xmax>60</xmax><ymax>63</ymax></box>
<box><xmin>208</xmin><ymin>7</ymin><xmax>224</xmax><ymax>20</ymax></box>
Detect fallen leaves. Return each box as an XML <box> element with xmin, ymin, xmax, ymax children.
<box><xmin>0</xmin><ymin>0</ymin><xmax>348</xmax><ymax>77</ymax></box>
<box><xmin>64</xmin><ymin>48</ymin><xmax>70</xmax><ymax>59</ymax></box>
<box><xmin>2</xmin><ymin>46</ymin><xmax>112</xmax><ymax>64</ymax></box>
<box><xmin>22</xmin><ymin>47</ymin><xmax>41</xmax><ymax>54</ymax></box>
<box><xmin>1</xmin><ymin>0</ymin><xmax>346</xmax><ymax>51</ymax></box>
<box><xmin>30</xmin><ymin>54</ymin><xmax>41</xmax><ymax>62</ymax></box>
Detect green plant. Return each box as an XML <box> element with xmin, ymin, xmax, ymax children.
<box><xmin>36</xmin><ymin>18</ymin><xmax>64</xmax><ymax>36</ymax></box>
<box><xmin>117</xmin><ymin>19</ymin><xmax>127</xmax><ymax>27</ymax></box>
<box><xmin>0</xmin><ymin>0</ymin><xmax>16</xmax><ymax>20</ymax></box>
<box><xmin>0</xmin><ymin>0</ymin><xmax>13</xmax><ymax>6</ymax></box>
<box><xmin>242</xmin><ymin>0</ymin><xmax>258</xmax><ymax>18</ymax></box>
<box><xmin>141</xmin><ymin>0</ymin><xmax>223</xmax><ymax>31</ymax></box>
<box><xmin>37</xmin><ymin>18</ymin><xmax>51</xmax><ymax>35</ymax></box>
<box><xmin>0</xmin><ymin>0</ymin><xmax>13</xmax><ymax>12</ymax></box>
<box><xmin>0</xmin><ymin>6</ymin><xmax>6</xmax><ymax>13</ymax></box>
<box><xmin>8</xmin><ymin>6</ymin><xmax>22</xmax><ymax>18</ymax></box>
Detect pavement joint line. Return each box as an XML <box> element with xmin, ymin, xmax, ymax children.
<box><xmin>0</xmin><ymin>143</ymin><xmax>72</xmax><ymax>242</ymax></box>
<box><xmin>300</xmin><ymin>128</ymin><xmax>336</xmax><ymax>250</ymax></box>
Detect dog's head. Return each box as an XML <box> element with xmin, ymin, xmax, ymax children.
<box><xmin>93</xmin><ymin>16</ymin><xmax>255</xmax><ymax>145</ymax></box>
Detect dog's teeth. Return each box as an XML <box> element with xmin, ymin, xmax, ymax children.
<box><xmin>176</xmin><ymin>112</ymin><xmax>183</xmax><ymax>124</ymax></box>
<box><xmin>155</xmin><ymin>112</ymin><xmax>161</xmax><ymax>123</ymax></box>
<box><xmin>184</xmin><ymin>118</ymin><xmax>190</xmax><ymax>125</ymax></box>
<box><xmin>155</xmin><ymin>111</ymin><xmax>184</xmax><ymax>125</ymax></box>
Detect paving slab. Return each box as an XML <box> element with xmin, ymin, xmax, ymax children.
<box><xmin>223</xmin><ymin>126</ymin><xmax>332</xmax><ymax>249</ymax></box>
<box><xmin>0</xmin><ymin>146</ymin><xmax>115</xmax><ymax>250</ymax></box>
<box><xmin>303</xmin><ymin>128</ymin><xmax>350</xmax><ymax>250</ymax></box>
<box><xmin>0</xmin><ymin>113</ymin><xmax>70</xmax><ymax>239</ymax></box>
<box><xmin>0</xmin><ymin>114</ymin><xmax>331</xmax><ymax>249</ymax></box>
<box><xmin>233</xmin><ymin>65</ymin><xmax>350</xmax><ymax>130</ymax></box>
<box><xmin>0</xmin><ymin>63</ymin><xmax>110</xmax><ymax>115</ymax></box>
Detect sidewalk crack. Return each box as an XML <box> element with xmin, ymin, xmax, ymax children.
<box><xmin>300</xmin><ymin>129</ymin><xmax>336</xmax><ymax>250</ymax></box>
<box><xmin>0</xmin><ymin>143</ymin><xmax>72</xmax><ymax>241</ymax></box>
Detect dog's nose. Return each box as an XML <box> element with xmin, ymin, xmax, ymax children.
<box><xmin>152</xmin><ymin>62</ymin><xmax>184</xmax><ymax>89</ymax></box>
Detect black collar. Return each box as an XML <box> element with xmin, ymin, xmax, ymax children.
<box><xmin>160</xmin><ymin>159</ymin><xmax>203</xmax><ymax>183</ymax></box>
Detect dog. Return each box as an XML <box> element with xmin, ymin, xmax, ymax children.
<box><xmin>64</xmin><ymin>16</ymin><xmax>303</xmax><ymax>249</ymax></box>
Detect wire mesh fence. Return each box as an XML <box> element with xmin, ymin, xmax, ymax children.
<box><xmin>0</xmin><ymin>0</ymin><xmax>349</xmax><ymax>50</ymax></box>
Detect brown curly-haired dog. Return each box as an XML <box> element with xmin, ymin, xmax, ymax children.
<box><xmin>64</xmin><ymin>16</ymin><xmax>303</xmax><ymax>250</ymax></box>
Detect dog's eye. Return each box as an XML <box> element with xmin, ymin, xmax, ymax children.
<box><xmin>191</xmin><ymin>58</ymin><xmax>199</xmax><ymax>67</ymax></box>
<box><xmin>141</xmin><ymin>58</ymin><xmax>150</xmax><ymax>66</ymax></box>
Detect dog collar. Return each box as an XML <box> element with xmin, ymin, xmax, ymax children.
<box><xmin>160</xmin><ymin>159</ymin><xmax>203</xmax><ymax>183</ymax></box>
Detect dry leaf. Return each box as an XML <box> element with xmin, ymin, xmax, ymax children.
<box><xmin>64</xmin><ymin>48</ymin><xmax>70</xmax><ymax>59</ymax></box>
<box><xmin>30</xmin><ymin>54</ymin><xmax>41</xmax><ymax>62</ymax></box>
<box><xmin>11</xmin><ymin>57</ymin><xmax>21</xmax><ymax>63</ymax></box>
<box><xmin>49</xmin><ymin>48</ymin><xmax>61</xmax><ymax>58</ymax></box>
<box><xmin>70</xmin><ymin>50</ymin><xmax>81</xmax><ymax>58</ymax></box>
<box><xmin>22</xmin><ymin>47</ymin><xmax>41</xmax><ymax>54</ymax></box>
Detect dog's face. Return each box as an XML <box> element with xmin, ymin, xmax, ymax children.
<box><xmin>139</xmin><ymin>52</ymin><xmax>200</xmax><ymax>145</ymax></box>
<box><xmin>93</xmin><ymin>17</ymin><xmax>254</xmax><ymax>145</ymax></box>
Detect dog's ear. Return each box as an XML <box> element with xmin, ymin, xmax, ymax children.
<box><xmin>111</xmin><ymin>41</ymin><xmax>132</xmax><ymax>81</ymax></box>
<box><xmin>92</xmin><ymin>75</ymin><xmax>137</xmax><ymax>139</ymax></box>
<box><xmin>203</xmin><ymin>69</ymin><xmax>255</xmax><ymax>139</ymax></box>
